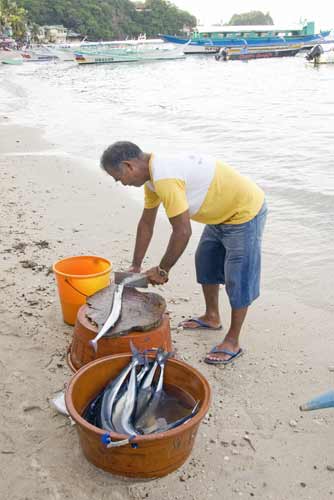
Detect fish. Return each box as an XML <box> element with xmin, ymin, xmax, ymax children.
<box><xmin>82</xmin><ymin>346</ymin><xmax>199</xmax><ymax>436</ymax></box>
<box><xmin>134</xmin><ymin>349</ymin><xmax>162</xmax><ymax>420</ymax></box>
<box><xmin>134</xmin><ymin>350</ymin><xmax>171</xmax><ymax>431</ymax></box>
<box><xmin>100</xmin><ymin>342</ymin><xmax>143</xmax><ymax>432</ymax></box>
<box><xmin>111</xmin><ymin>356</ymin><xmax>151</xmax><ymax>434</ymax></box>
<box><xmin>112</xmin><ymin>360</ymin><xmax>140</xmax><ymax>436</ymax></box>
<box><xmin>89</xmin><ymin>273</ymin><xmax>149</xmax><ymax>352</ymax></box>
<box><xmin>137</xmin><ymin>356</ymin><xmax>150</xmax><ymax>384</ymax></box>
<box><xmin>89</xmin><ymin>283</ymin><xmax>124</xmax><ymax>353</ymax></box>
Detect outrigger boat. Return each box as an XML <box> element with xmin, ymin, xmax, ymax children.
<box><xmin>75</xmin><ymin>42</ymin><xmax>185</xmax><ymax>65</ymax></box>
<box><xmin>162</xmin><ymin>22</ymin><xmax>330</xmax><ymax>54</ymax></box>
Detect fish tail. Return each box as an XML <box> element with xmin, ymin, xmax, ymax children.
<box><xmin>129</xmin><ymin>340</ymin><xmax>145</xmax><ymax>365</ymax></box>
<box><xmin>157</xmin><ymin>349</ymin><xmax>172</xmax><ymax>366</ymax></box>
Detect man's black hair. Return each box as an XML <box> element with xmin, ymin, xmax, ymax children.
<box><xmin>100</xmin><ymin>141</ymin><xmax>143</xmax><ymax>173</ymax></box>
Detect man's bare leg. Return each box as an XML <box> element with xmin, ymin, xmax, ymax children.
<box><xmin>205</xmin><ymin>306</ymin><xmax>248</xmax><ymax>362</ymax></box>
<box><xmin>181</xmin><ymin>284</ymin><xmax>222</xmax><ymax>329</ymax></box>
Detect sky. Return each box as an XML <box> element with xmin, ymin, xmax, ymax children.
<box><xmin>171</xmin><ymin>0</ymin><xmax>334</xmax><ymax>32</ymax></box>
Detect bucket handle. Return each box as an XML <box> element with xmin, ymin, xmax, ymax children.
<box><xmin>101</xmin><ymin>433</ymin><xmax>136</xmax><ymax>449</ymax></box>
<box><xmin>64</xmin><ymin>278</ymin><xmax>89</xmax><ymax>298</ymax></box>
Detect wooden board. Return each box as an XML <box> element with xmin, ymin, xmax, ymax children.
<box><xmin>86</xmin><ymin>284</ymin><xmax>166</xmax><ymax>337</ymax></box>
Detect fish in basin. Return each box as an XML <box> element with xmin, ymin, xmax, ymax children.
<box><xmin>82</xmin><ymin>345</ymin><xmax>199</xmax><ymax>436</ymax></box>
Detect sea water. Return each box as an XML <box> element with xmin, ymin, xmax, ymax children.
<box><xmin>1</xmin><ymin>55</ymin><xmax>333</xmax><ymax>311</ymax></box>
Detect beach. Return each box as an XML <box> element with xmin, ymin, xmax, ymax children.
<box><xmin>1</xmin><ymin>113</ymin><xmax>334</xmax><ymax>500</ymax></box>
<box><xmin>1</xmin><ymin>52</ymin><xmax>334</xmax><ymax>500</ymax></box>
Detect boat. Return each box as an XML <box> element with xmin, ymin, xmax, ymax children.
<box><xmin>1</xmin><ymin>57</ymin><xmax>23</xmax><ymax>65</ymax></box>
<box><xmin>215</xmin><ymin>45</ymin><xmax>301</xmax><ymax>61</ymax></box>
<box><xmin>75</xmin><ymin>42</ymin><xmax>185</xmax><ymax>65</ymax></box>
<box><xmin>21</xmin><ymin>49</ymin><xmax>58</xmax><ymax>62</ymax></box>
<box><xmin>0</xmin><ymin>49</ymin><xmax>23</xmax><ymax>65</ymax></box>
<box><xmin>305</xmin><ymin>42</ymin><xmax>334</xmax><ymax>64</ymax></box>
<box><xmin>162</xmin><ymin>22</ymin><xmax>330</xmax><ymax>54</ymax></box>
<box><xmin>79</xmin><ymin>37</ymin><xmax>163</xmax><ymax>50</ymax></box>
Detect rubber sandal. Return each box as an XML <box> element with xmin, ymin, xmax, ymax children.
<box><xmin>205</xmin><ymin>347</ymin><xmax>243</xmax><ymax>365</ymax></box>
<box><xmin>179</xmin><ymin>318</ymin><xmax>223</xmax><ymax>331</ymax></box>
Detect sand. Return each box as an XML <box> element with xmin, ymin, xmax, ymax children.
<box><xmin>1</xmin><ymin>118</ymin><xmax>334</xmax><ymax>500</ymax></box>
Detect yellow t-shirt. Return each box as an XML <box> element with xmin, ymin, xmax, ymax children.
<box><xmin>144</xmin><ymin>153</ymin><xmax>264</xmax><ymax>224</ymax></box>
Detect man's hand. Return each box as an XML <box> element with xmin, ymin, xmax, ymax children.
<box><xmin>145</xmin><ymin>266</ymin><xmax>169</xmax><ymax>286</ymax></box>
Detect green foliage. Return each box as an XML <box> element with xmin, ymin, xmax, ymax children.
<box><xmin>136</xmin><ymin>0</ymin><xmax>196</xmax><ymax>37</ymax></box>
<box><xmin>17</xmin><ymin>0</ymin><xmax>196</xmax><ymax>40</ymax></box>
<box><xmin>0</xmin><ymin>0</ymin><xmax>27</xmax><ymax>38</ymax></box>
<box><xmin>228</xmin><ymin>11</ymin><xmax>274</xmax><ymax>26</ymax></box>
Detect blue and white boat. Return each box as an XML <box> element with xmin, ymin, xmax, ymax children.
<box><xmin>162</xmin><ymin>22</ymin><xmax>330</xmax><ymax>54</ymax></box>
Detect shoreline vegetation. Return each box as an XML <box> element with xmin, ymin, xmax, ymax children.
<box><xmin>2</xmin><ymin>0</ymin><xmax>197</xmax><ymax>42</ymax></box>
<box><xmin>1</xmin><ymin>1</ymin><xmax>277</xmax><ymax>44</ymax></box>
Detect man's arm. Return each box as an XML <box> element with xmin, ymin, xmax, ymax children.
<box><xmin>130</xmin><ymin>207</ymin><xmax>159</xmax><ymax>272</ymax></box>
<box><xmin>146</xmin><ymin>210</ymin><xmax>192</xmax><ymax>284</ymax></box>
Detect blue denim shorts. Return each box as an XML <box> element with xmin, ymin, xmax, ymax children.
<box><xmin>195</xmin><ymin>201</ymin><xmax>268</xmax><ymax>309</ymax></box>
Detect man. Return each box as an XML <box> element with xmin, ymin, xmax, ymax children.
<box><xmin>100</xmin><ymin>141</ymin><xmax>267</xmax><ymax>365</ymax></box>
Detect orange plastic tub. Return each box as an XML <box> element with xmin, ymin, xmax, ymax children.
<box><xmin>65</xmin><ymin>354</ymin><xmax>211</xmax><ymax>478</ymax></box>
<box><xmin>68</xmin><ymin>306</ymin><xmax>172</xmax><ymax>371</ymax></box>
<box><xmin>53</xmin><ymin>256</ymin><xmax>112</xmax><ymax>325</ymax></box>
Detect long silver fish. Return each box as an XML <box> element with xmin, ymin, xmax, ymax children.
<box><xmin>134</xmin><ymin>349</ymin><xmax>162</xmax><ymax>420</ymax></box>
<box><xmin>135</xmin><ymin>350</ymin><xmax>170</xmax><ymax>430</ymax></box>
<box><xmin>112</xmin><ymin>361</ymin><xmax>139</xmax><ymax>436</ymax></box>
<box><xmin>137</xmin><ymin>356</ymin><xmax>150</xmax><ymax>384</ymax></box>
<box><xmin>89</xmin><ymin>274</ymin><xmax>147</xmax><ymax>352</ymax></box>
<box><xmin>89</xmin><ymin>283</ymin><xmax>124</xmax><ymax>353</ymax></box>
<box><xmin>100</xmin><ymin>343</ymin><xmax>143</xmax><ymax>432</ymax></box>
<box><xmin>111</xmin><ymin>356</ymin><xmax>150</xmax><ymax>434</ymax></box>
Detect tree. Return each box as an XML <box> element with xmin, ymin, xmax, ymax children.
<box><xmin>228</xmin><ymin>11</ymin><xmax>274</xmax><ymax>26</ymax></box>
<box><xmin>17</xmin><ymin>0</ymin><xmax>196</xmax><ymax>40</ymax></box>
<box><xmin>0</xmin><ymin>0</ymin><xmax>27</xmax><ymax>39</ymax></box>
<box><xmin>136</xmin><ymin>0</ymin><xmax>196</xmax><ymax>36</ymax></box>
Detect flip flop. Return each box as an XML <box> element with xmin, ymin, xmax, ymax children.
<box><xmin>179</xmin><ymin>318</ymin><xmax>223</xmax><ymax>331</ymax></box>
<box><xmin>205</xmin><ymin>347</ymin><xmax>243</xmax><ymax>365</ymax></box>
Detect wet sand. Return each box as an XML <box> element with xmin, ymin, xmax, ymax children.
<box><xmin>1</xmin><ymin>119</ymin><xmax>334</xmax><ymax>500</ymax></box>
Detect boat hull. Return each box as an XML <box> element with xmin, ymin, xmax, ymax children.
<box><xmin>225</xmin><ymin>48</ymin><xmax>300</xmax><ymax>61</ymax></box>
<box><xmin>162</xmin><ymin>33</ymin><xmax>328</xmax><ymax>53</ymax></box>
<box><xmin>1</xmin><ymin>59</ymin><xmax>23</xmax><ymax>65</ymax></box>
<box><xmin>75</xmin><ymin>48</ymin><xmax>185</xmax><ymax>64</ymax></box>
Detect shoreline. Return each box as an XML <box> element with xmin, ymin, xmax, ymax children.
<box><xmin>1</xmin><ymin>117</ymin><xmax>334</xmax><ymax>500</ymax></box>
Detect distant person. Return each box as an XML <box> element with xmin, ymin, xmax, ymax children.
<box><xmin>100</xmin><ymin>142</ymin><xmax>267</xmax><ymax>365</ymax></box>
